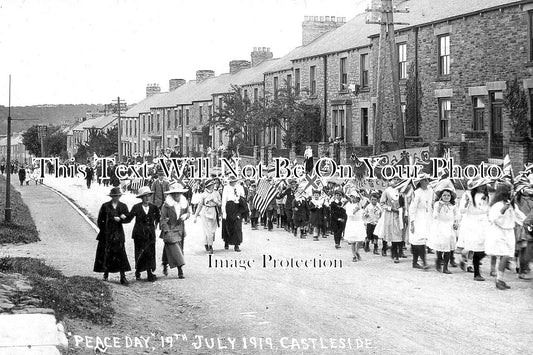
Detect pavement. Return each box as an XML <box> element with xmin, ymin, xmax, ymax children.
<box><xmin>1</xmin><ymin>178</ymin><xmax>533</xmax><ymax>354</ymax></box>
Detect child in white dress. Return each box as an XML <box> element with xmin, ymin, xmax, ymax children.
<box><xmin>345</xmin><ymin>193</ymin><xmax>366</xmax><ymax>261</ymax></box>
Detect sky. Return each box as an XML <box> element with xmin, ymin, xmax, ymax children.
<box><xmin>0</xmin><ymin>0</ymin><xmax>368</xmax><ymax>107</ymax></box>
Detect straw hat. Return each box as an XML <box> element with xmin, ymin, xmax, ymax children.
<box><xmin>164</xmin><ymin>183</ymin><xmax>188</xmax><ymax>194</ymax></box>
<box><xmin>136</xmin><ymin>186</ymin><xmax>153</xmax><ymax>198</ymax></box>
<box><xmin>108</xmin><ymin>187</ymin><xmax>122</xmax><ymax>197</ymax></box>
<box><xmin>204</xmin><ymin>179</ymin><xmax>217</xmax><ymax>189</ymax></box>
<box><xmin>467</xmin><ymin>177</ymin><xmax>491</xmax><ymax>190</ymax></box>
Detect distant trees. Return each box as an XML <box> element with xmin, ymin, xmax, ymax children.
<box><xmin>209</xmin><ymin>81</ymin><xmax>321</xmax><ymax>153</ymax></box>
<box><xmin>74</xmin><ymin>126</ymin><xmax>118</xmax><ymax>161</ymax></box>
<box><xmin>22</xmin><ymin>125</ymin><xmax>67</xmax><ymax>158</ymax></box>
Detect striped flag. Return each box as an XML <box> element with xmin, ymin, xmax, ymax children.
<box><xmin>502</xmin><ymin>154</ymin><xmax>514</xmax><ymax>181</ymax></box>
<box><xmin>187</xmin><ymin>179</ymin><xmax>200</xmax><ymax>191</ymax></box>
<box><xmin>253</xmin><ymin>179</ymin><xmax>279</xmax><ymax>217</ymax></box>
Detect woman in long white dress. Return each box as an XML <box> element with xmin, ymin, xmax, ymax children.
<box><xmin>194</xmin><ymin>179</ymin><xmax>221</xmax><ymax>254</ymax></box>
<box><xmin>428</xmin><ymin>180</ymin><xmax>459</xmax><ymax>274</ymax></box>
<box><xmin>379</xmin><ymin>178</ymin><xmax>403</xmax><ymax>262</ymax></box>
<box><xmin>408</xmin><ymin>174</ymin><xmax>433</xmax><ymax>269</ymax></box>
<box><xmin>344</xmin><ymin>192</ymin><xmax>366</xmax><ymax>262</ymax></box>
<box><xmin>457</xmin><ymin>178</ymin><xmax>490</xmax><ymax>281</ymax></box>
<box><xmin>485</xmin><ymin>183</ymin><xmax>525</xmax><ymax>290</ymax></box>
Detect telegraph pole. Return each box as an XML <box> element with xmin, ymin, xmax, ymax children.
<box><xmin>5</xmin><ymin>75</ymin><xmax>12</xmax><ymax>222</ymax></box>
<box><xmin>367</xmin><ymin>0</ymin><xmax>409</xmax><ymax>154</ymax></box>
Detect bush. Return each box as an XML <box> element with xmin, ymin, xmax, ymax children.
<box><xmin>0</xmin><ymin>256</ymin><xmax>114</xmax><ymax>325</ymax></box>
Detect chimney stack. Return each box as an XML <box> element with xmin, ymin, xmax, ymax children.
<box><xmin>251</xmin><ymin>47</ymin><xmax>273</xmax><ymax>67</ymax></box>
<box><xmin>196</xmin><ymin>70</ymin><xmax>215</xmax><ymax>83</ymax></box>
<box><xmin>229</xmin><ymin>60</ymin><xmax>251</xmax><ymax>74</ymax></box>
<box><xmin>146</xmin><ymin>83</ymin><xmax>161</xmax><ymax>98</ymax></box>
<box><xmin>302</xmin><ymin>16</ymin><xmax>346</xmax><ymax>46</ymax></box>
<box><xmin>169</xmin><ymin>79</ymin><xmax>186</xmax><ymax>91</ymax></box>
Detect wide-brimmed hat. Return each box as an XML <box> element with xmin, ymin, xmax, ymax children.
<box><xmin>413</xmin><ymin>173</ymin><xmax>432</xmax><ymax>185</ymax></box>
<box><xmin>164</xmin><ymin>183</ymin><xmax>188</xmax><ymax>194</ymax></box>
<box><xmin>204</xmin><ymin>179</ymin><xmax>217</xmax><ymax>189</ymax></box>
<box><xmin>467</xmin><ymin>177</ymin><xmax>491</xmax><ymax>190</ymax></box>
<box><xmin>136</xmin><ymin>186</ymin><xmax>154</xmax><ymax>198</ymax></box>
<box><xmin>333</xmin><ymin>189</ymin><xmax>344</xmax><ymax>197</ymax></box>
<box><xmin>312</xmin><ymin>188</ymin><xmax>321</xmax><ymax>195</ymax></box>
<box><xmin>434</xmin><ymin>179</ymin><xmax>456</xmax><ymax>198</ymax></box>
<box><xmin>108</xmin><ymin>187</ymin><xmax>122</xmax><ymax>197</ymax></box>
<box><xmin>227</xmin><ymin>175</ymin><xmax>238</xmax><ymax>183</ymax></box>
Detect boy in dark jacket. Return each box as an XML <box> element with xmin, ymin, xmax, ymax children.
<box><xmin>292</xmin><ymin>191</ymin><xmax>309</xmax><ymax>238</ymax></box>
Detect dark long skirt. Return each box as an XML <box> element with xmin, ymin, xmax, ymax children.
<box><xmin>134</xmin><ymin>238</ymin><xmax>156</xmax><ymax>272</ymax></box>
<box><xmin>163</xmin><ymin>242</ymin><xmax>185</xmax><ymax>268</ymax></box>
<box><xmin>93</xmin><ymin>238</ymin><xmax>131</xmax><ymax>273</ymax></box>
<box><xmin>222</xmin><ymin>217</ymin><xmax>243</xmax><ymax>246</ymax></box>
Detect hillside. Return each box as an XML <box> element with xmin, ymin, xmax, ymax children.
<box><xmin>0</xmin><ymin>104</ymin><xmax>105</xmax><ymax>133</ymax></box>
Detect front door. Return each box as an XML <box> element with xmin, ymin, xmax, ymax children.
<box><xmin>490</xmin><ymin>91</ymin><xmax>503</xmax><ymax>159</ymax></box>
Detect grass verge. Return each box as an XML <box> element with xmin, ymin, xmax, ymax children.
<box><xmin>0</xmin><ymin>256</ymin><xmax>114</xmax><ymax>325</ymax></box>
<box><xmin>0</xmin><ymin>175</ymin><xmax>39</xmax><ymax>244</ymax></box>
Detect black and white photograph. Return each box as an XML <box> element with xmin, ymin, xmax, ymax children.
<box><xmin>0</xmin><ymin>0</ymin><xmax>532</xmax><ymax>354</ymax></box>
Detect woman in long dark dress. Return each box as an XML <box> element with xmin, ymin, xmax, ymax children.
<box><xmin>124</xmin><ymin>186</ymin><xmax>160</xmax><ymax>282</ymax></box>
<box><xmin>93</xmin><ymin>187</ymin><xmax>131</xmax><ymax>285</ymax></box>
<box><xmin>221</xmin><ymin>176</ymin><xmax>248</xmax><ymax>252</ymax></box>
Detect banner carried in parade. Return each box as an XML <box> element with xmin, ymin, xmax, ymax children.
<box><xmin>253</xmin><ymin>179</ymin><xmax>278</xmax><ymax>217</ymax></box>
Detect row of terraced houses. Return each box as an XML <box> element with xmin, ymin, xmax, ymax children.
<box><xmin>119</xmin><ymin>0</ymin><xmax>533</xmax><ymax>172</ymax></box>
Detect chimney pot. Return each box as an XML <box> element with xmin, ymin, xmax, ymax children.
<box><xmin>146</xmin><ymin>83</ymin><xmax>161</xmax><ymax>98</ymax></box>
<box><xmin>169</xmin><ymin>78</ymin><xmax>186</xmax><ymax>91</ymax></box>
<box><xmin>325</xmin><ymin>16</ymin><xmax>330</xmax><ymax>21</ymax></box>
<box><xmin>229</xmin><ymin>60</ymin><xmax>251</xmax><ymax>74</ymax></box>
<box><xmin>251</xmin><ymin>46</ymin><xmax>274</xmax><ymax>67</ymax></box>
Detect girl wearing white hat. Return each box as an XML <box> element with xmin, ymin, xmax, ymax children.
<box><xmin>428</xmin><ymin>180</ymin><xmax>459</xmax><ymax>274</ymax></box>
<box><xmin>457</xmin><ymin>178</ymin><xmax>490</xmax><ymax>281</ymax></box>
<box><xmin>344</xmin><ymin>192</ymin><xmax>366</xmax><ymax>261</ymax></box>
<box><xmin>408</xmin><ymin>174</ymin><xmax>433</xmax><ymax>269</ymax></box>
<box><xmin>485</xmin><ymin>183</ymin><xmax>526</xmax><ymax>290</ymax></box>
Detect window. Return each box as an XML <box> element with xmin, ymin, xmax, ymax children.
<box><xmin>401</xmin><ymin>102</ymin><xmax>406</xmax><ymax>134</ymax></box>
<box><xmin>472</xmin><ymin>97</ymin><xmax>485</xmax><ymax>131</ymax></box>
<box><xmin>142</xmin><ymin>140</ymin><xmax>145</xmax><ymax>154</ymax></box>
<box><xmin>361</xmin><ymin>108</ymin><xmax>369</xmax><ymax>145</ymax></box>
<box><xmin>185</xmin><ymin>137</ymin><xmax>190</xmax><ymax>155</ymax></box>
<box><xmin>178</xmin><ymin>110</ymin><xmax>183</xmax><ymax>126</ymax></box>
<box><xmin>439</xmin><ymin>98</ymin><xmax>451</xmax><ymax>139</ymax></box>
<box><xmin>156</xmin><ymin>114</ymin><xmax>160</xmax><ymax>132</ymax></box>
<box><xmin>208</xmin><ymin>105</ymin><xmax>213</xmax><ymax>118</ymax></box>
<box><xmin>286</xmin><ymin>74</ymin><xmax>292</xmax><ymax>90</ymax></box>
<box><xmin>134</xmin><ymin>119</ymin><xmax>137</xmax><ymax>136</ymax></box>
<box><xmin>398</xmin><ymin>43</ymin><xmax>407</xmax><ymax>79</ymax></box>
<box><xmin>340</xmin><ymin>57</ymin><xmax>347</xmax><ymax>90</ymax></box>
<box><xmin>186</xmin><ymin>109</ymin><xmax>189</xmax><ymax>125</ymax></box>
<box><xmin>360</xmin><ymin>54</ymin><xmax>369</xmax><ymax>88</ymax></box>
<box><xmin>243</xmin><ymin>90</ymin><xmax>249</xmax><ymax>104</ymax></box>
<box><xmin>174</xmin><ymin>110</ymin><xmax>178</xmax><ymax>129</ymax></box>
<box><xmin>438</xmin><ymin>35</ymin><xmax>450</xmax><ymax>76</ymax></box>
<box><xmin>129</xmin><ymin>119</ymin><xmax>132</xmax><ymax>136</ymax></box>
<box><xmin>218</xmin><ymin>97</ymin><xmax>223</xmax><ymax>110</ymax></box>
<box><xmin>310</xmin><ymin>66</ymin><xmax>316</xmax><ymax>95</ymax></box>
<box><xmin>253</xmin><ymin>88</ymin><xmax>258</xmax><ymax>103</ymax></box>
<box><xmin>167</xmin><ymin>110</ymin><xmax>171</xmax><ymax>129</ymax></box>
<box><xmin>150</xmin><ymin>114</ymin><xmax>154</xmax><ymax>132</ymax></box>
<box><xmin>274</xmin><ymin>76</ymin><xmax>279</xmax><ymax>99</ymax></box>
<box><xmin>295</xmin><ymin>69</ymin><xmax>301</xmax><ymax>95</ymax></box>
<box><xmin>174</xmin><ymin>138</ymin><xmax>178</xmax><ymax>148</ymax></box>
<box><xmin>199</xmin><ymin>106</ymin><xmax>203</xmax><ymax>123</ymax></box>
<box><xmin>142</xmin><ymin>115</ymin><xmax>146</xmax><ymax>133</ymax></box>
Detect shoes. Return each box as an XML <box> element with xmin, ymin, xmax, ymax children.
<box><xmin>450</xmin><ymin>261</ymin><xmax>458</xmax><ymax>268</ymax></box>
<box><xmin>467</xmin><ymin>266</ymin><xmax>474</xmax><ymax>273</ymax></box>
<box><xmin>322</xmin><ymin>235</ymin><xmax>328</xmax><ymax>238</ymax></box>
<box><xmin>120</xmin><ymin>276</ymin><xmax>129</xmax><ymax>286</ymax></box>
<box><xmin>460</xmin><ymin>261</ymin><xmax>466</xmax><ymax>271</ymax></box>
<box><xmin>442</xmin><ymin>269</ymin><xmax>452</xmax><ymax>274</ymax></box>
<box><xmin>234</xmin><ymin>246</ymin><xmax>241</xmax><ymax>252</ymax></box>
<box><xmin>352</xmin><ymin>257</ymin><xmax>358</xmax><ymax>262</ymax></box>
<box><xmin>204</xmin><ymin>244</ymin><xmax>209</xmax><ymax>251</ymax></box>
<box><xmin>381</xmin><ymin>250</ymin><xmax>387</xmax><ymax>257</ymax></box>
<box><xmin>147</xmin><ymin>274</ymin><xmax>157</xmax><ymax>282</ymax></box>
<box><xmin>178</xmin><ymin>275</ymin><xmax>185</xmax><ymax>279</ymax></box>
<box><xmin>400</xmin><ymin>254</ymin><xmax>408</xmax><ymax>259</ymax></box>
<box><xmin>474</xmin><ymin>275</ymin><xmax>485</xmax><ymax>281</ymax></box>
<box><xmin>135</xmin><ymin>272</ymin><xmax>141</xmax><ymax>281</ymax></box>
<box><xmin>224</xmin><ymin>244</ymin><xmax>229</xmax><ymax>250</ymax></box>
<box><xmin>313</xmin><ymin>237</ymin><xmax>319</xmax><ymax>241</ymax></box>
<box><xmin>423</xmin><ymin>265</ymin><xmax>431</xmax><ymax>270</ymax></box>
<box><xmin>519</xmin><ymin>273</ymin><xmax>532</xmax><ymax>280</ymax></box>
<box><xmin>495</xmin><ymin>280</ymin><xmax>509</xmax><ymax>290</ymax></box>
<box><xmin>413</xmin><ymin>264</ymin><xmax>423</xmax><ymax>269</ymax></box>
<box><xmin>490</xmin><ymin>271</ymin><xmax>496</xmax><ymax>277</ymax></box>
<box><xmin>335</xmin><ymin>244</ymin><xmax>341</xmax><ymax>249</ymax></box>
<box><xmin>356</xmin><ymin>253</ymin><xmax>361</xmax><ymax>261</ymax></box>
<box><xmin>436</xmin><ymin>261</ymin><xmax>442</xmax><ymax>272</ymax></box>
<box><xmin>394</xmin><ymin>258</ymin><xmax>400</xmax><ymax>264</ymax></box>
<box><xmin>163</xmin><ymin>264</ymin><xmax>168</xmax><ymax>276</ymax></box>
<box><xmin>103</xmin><ymin>272</ymin><xmax>109</xmax><ymax>281</ymax></box>
<box><xmin>373</xmin><ymin>249</ymin><xmax>380</xmax><ymax>255</ymax></box>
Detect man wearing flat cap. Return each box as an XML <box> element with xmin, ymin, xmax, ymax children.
<box><xmin>151</xmin><ymin>170</ymin><xmax>170</xmax><ymax>209</ymax></box>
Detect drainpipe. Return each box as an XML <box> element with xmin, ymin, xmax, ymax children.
<box><xmin>323</xmin><ymin>55</ymin><xmax>328</xmax><ymax>142</ymax></box>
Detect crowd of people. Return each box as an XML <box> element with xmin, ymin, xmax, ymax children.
<box><xmin>92</xmin><ymin>160</ymin><xmax>533</xmax><ymax>290</ymax></box>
